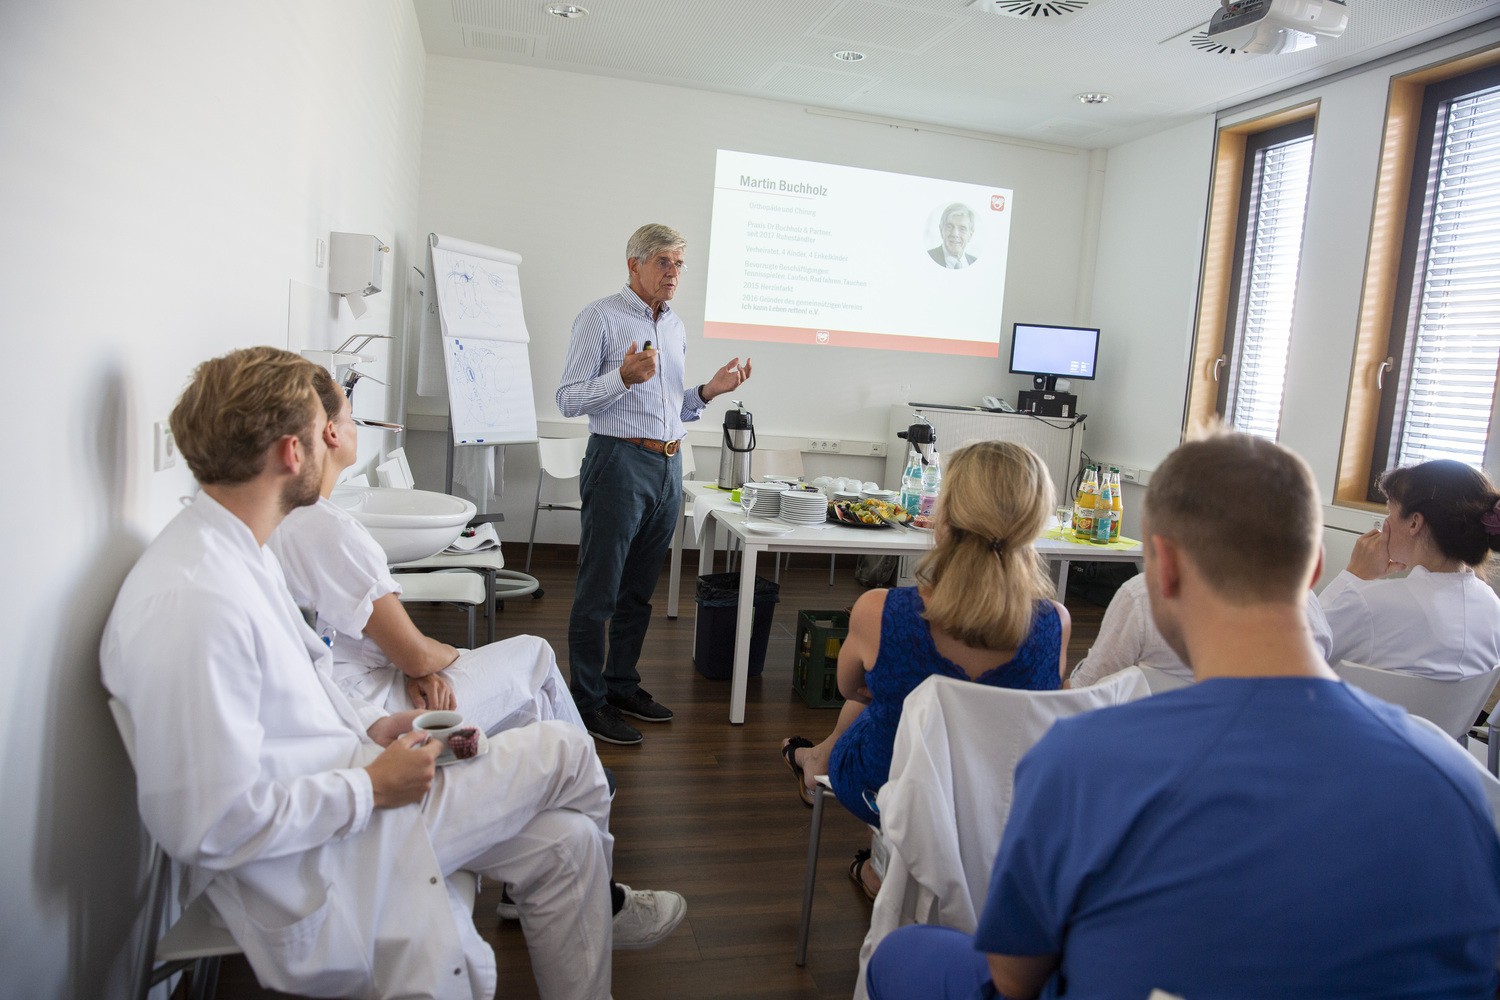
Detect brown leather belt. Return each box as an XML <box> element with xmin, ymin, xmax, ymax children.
<box><xmin>615</xmin><ymin>436</ymin><xmax>681</xmax><ymax>457</ymax></box>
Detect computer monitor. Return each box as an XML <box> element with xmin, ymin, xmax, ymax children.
<box><xmin>1009</xmin><ymin>322</ymin><xmax>1100</xmax><ymax>392</ymax></box>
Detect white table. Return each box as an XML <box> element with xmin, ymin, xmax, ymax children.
<box><xmin>675</xmin><ymin>482</ymin><xmax>1144</xmax><ymax>724</ymax></box>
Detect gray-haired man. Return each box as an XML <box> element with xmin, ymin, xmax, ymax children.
<box><xmin>556</xmin><ymin>224</ymin><xmax>752</xmax><ymax>745</ymax></box>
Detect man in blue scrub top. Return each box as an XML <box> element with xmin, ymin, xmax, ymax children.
<box><xmin>866</xmin><ymin>432</ymin><xmax>1500</xmax><ymax>1000</ymax></box>
<box><xmin>556</xmin><ymin>224</ymin><xmax>751</xmax><ymax>746</ymax></box>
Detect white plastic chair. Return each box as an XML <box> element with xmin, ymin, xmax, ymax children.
<box><xmin>109</xmin><ymin>697</ymin><xmax>477</xmax><ymax>1000</ymax></box>
<box><xmin>847</xmin><ymin>669</ymin><xmax>1151</xmax><ymax>992</ymax></box>
<box><xmin>667</xmin><ymin>444</ymin><xmax>698</xmax><ymax>620</ymax></box>
<box><xmin>110</xmin><ymin>697</ymin><xmax>241</xmax><ymax>1000</ymax></box>
<box><xmin>1334</xmin><ymin>660</ymin><xmax>1500</xmax><ymax>741</ymax></box>
<box><xmin>379</xmin><ymin>448</ymin><xmax>540</xmax><ymax>637</ymax></box>
<box><xmin>1136</xmin><ymin>663</ymin><xmax>1192</xmax><ymax>694</ymax></box>
<box><xmin>526</xmin><ymin>437</ymin><xmax>589</xmax><ymax>572</ymax></box>
<box><xmin>796</xmin><ymin>668</ymin><xmax>1151</xmax><ymax>970</ymax></box>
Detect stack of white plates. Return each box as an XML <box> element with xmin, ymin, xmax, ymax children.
<box><xmin>742</xmin><ymin>481</ymin><xmax>787</xmax><ymax>518</ymax></box>
<box><xmin>778</xmin><ymin>487</ymin><xmax>828</xmax><ymax>525</ymax></box>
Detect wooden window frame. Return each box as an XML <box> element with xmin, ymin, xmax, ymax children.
<box><xmin>1184</xmin><ymin>102</ymin><xmax>1319</xmax><ymax>438</ymax></box>
<box><xmin>1333</xmin><ymin>44</ymin><xmax>1500</xmax><ymax>510</ymax></box>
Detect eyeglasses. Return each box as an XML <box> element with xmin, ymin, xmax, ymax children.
<box><xmin>650</xmin><ymin>256</ymin><xmax>687</xmax><ymax>273</ymax></box>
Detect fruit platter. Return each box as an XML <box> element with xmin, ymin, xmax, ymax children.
<box><xmin>828</xmin><ymin>497</ymin><xmax>910</xmax><ymax>528</ymax></box>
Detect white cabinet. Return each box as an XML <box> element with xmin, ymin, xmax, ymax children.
<box><xmin>884</xmin><ymin>406</ymin><xmax>1085</xmax><ymax>505</ymax></box>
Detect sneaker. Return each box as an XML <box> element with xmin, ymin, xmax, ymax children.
<box><xmin>496</xmin><ymin>886</ymin><xmax>518</xmax><ymax>922</ymax></box>
<box><xmin>607</xmin><ymin>688</ymin><xmax>674</xmax><ymax>723</ymax></box>
<box><xmin>612</xmin><ymin>884</ymin><xmax>687</xmax><ymax>950</ymax></box>
<box><xmin>582</xmin><ymin>705</ymin><xmax>642</xmax><ymax>746</ymax></box>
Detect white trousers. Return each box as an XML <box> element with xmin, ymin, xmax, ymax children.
<box><xmin>426</xmin><ymin>718</ymin><xmax>614</xmax><ymax>1000</ymax></box>
<box><xmin>343</xmin><ymin>634</ymin><xmax>586</xmax><ymax>736</ymax></box>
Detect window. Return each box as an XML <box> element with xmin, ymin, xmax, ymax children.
<box><xmin>1218</xmin><ymin>120</ymin><xmax>1316</xmax><ymax>439</ymax></box>
<box><xmin>1371</xmin><ymin>65</ymin><xmax>1500</xmax><ymax>484</ymax></box>
<box><xmin>1183</xmin><ymin>104</ymin><xmax>1318</xmax><ymax>441</ymax></box>
<box><xmin>1335</xmin><ymin>48</ymin><xmax>1500</xmax><ymax>509</ymax></box>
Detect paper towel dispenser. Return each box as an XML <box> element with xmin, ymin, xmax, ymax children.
<box><xmin>329</xmin><ymin>232</ymin><xmax>390</xmax><ymax>318</ymax></box>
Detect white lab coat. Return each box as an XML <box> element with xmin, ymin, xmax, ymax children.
<box><xmin>1070</xmin><ymin>575</ymin><xmax>1333</xmax><ymax>687</ymax></box>
<box><xmin>854</xmin><ymin>670</ymin><xmax>1151</xmax><ymax>1000</ymax></box>
<box><xmin>1319</xmin><ymin>567</ymin><xmax>1500</xmax><ymax>679</ymax></box>
<box><xmin>102</xmin><ymin>494</ymin><xmax>493</xmax><ymax>998</ymax></box>
<box><xmin>270</xmin><ymin>497</ymin><xmax>583</xmax><ymax>734</ymax></box>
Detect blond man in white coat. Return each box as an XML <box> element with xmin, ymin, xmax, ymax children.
<box><xmin>101</xmin><ymin>347</ymin><xmax>676</xmax><ymax>999</ymax></box>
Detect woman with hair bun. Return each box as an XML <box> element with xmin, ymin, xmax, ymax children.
<box><xmin>1319</xmin><ymin>459</ymin><xmax>1500</xmax><ymax>679</ymax></box>
<box><xmin>781</xmin><ymin>441</ymin><xmax>1069</xmax><ymax>898</ymax></box>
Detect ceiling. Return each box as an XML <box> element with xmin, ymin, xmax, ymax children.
<box><xmin>412</xmin><ymin>0</ymin><xmax>1499</xmax><ymax>149</ymax></box>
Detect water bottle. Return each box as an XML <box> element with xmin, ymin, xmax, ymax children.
<box><xmin>900</xmin><ymin>446</ymin><xmax>923</xmax><ymax>518</ymax></box>
<box><xmin>916</xmin><ymin>450</ymin><xmax>942</xmax><ymax>527</ymax></box>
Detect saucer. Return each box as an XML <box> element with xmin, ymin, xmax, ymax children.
<box><xmin>745</xmin><ymin>522</ymin><xmax>795</xmax><ymax>535</ymax></box>
<box><xmin>435</xmin><ymin>729</ymin><xmax>490</xmax><ymax>766</ymax></box>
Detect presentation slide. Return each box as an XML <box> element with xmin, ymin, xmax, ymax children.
<box><xmin>703</xmin><ymin>149</ymin><xmax>1013</xmax><ymax>357</ymax></box>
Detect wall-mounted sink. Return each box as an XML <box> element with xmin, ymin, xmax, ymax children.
<box><xmin>330</xmin><ymin>486</ymin><xmax>476</xmax><ymax>563</ymax></box>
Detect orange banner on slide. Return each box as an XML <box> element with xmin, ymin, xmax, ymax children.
<box><xmin>703</xmin><ymin>321</ymin><xmax>998</xmax><ymax>358</ymax></box>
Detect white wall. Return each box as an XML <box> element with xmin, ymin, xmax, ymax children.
<box><xmin>412</xmin><ymin>57</ymin><xmax>1100</xmax><ymax>542</ymax></box>
<box><xmin>1087</xmin><ymin>27</ymin><xmax>1500</xmax><ymax>580</ymax></box>
<box><xmin>0</xmin><ymin>3</ymin><xmax>426</xmax><ymax>993</ymax></box>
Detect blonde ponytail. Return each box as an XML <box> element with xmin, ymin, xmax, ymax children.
<box><xmin>917</xmin><ymin>441</ymin><xmax>1054</xmax><ymax>650</ymax></box>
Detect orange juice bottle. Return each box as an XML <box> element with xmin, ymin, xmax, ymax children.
<box><xmin>1073</xmin><ymin>466</ymin><xmax>1099</xmax><ymax>540</ymax></box>
<box><xmin>1108</xmin><ymin>467</ymin><xmax>1124</xmax><ymax>541</ymax></box>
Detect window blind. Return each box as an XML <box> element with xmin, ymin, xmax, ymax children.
<box><xmin>1229</xmin><ymin>134</ymin><xmax>1314</xmax><ymax>440</ymax></box>
<box><xmin>1396</xmin><ymin>83</ymin><xmax>1500</xmax><ymax>468</ymax></box>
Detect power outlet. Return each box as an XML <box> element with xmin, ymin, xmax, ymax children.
<box><xmin>153</xmin><ymin>420</ymin><xmax>178</xmax><ymax>471</ymax></box>
<box><xmin>868</xmin><ymin>441</ymin><xmax>887</xmax><ymax>457</ymax></box>
<box><xmin>807</xmin><ymin>439</ymin><xmax>841</xmax><ymax>453</ymax></box>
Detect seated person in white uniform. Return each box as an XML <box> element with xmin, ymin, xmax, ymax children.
<box><xmin>270</xmin><ymin>368</ymin><xmax>583</xmax><ymax>736</ymax></box>
<box><xmin>101</xmin><ymin>348</ymin><xmax>684</xmax><ymax>1000</ymax></box>
<box><xmin>1068</xmin><ymin>573</ymin><xmax>1332</xmax><ymax>687</ymax></box>
<box><xmin>1319</xmin><ymin>459</ymin><xmax>1500</xmax><ymax>679</ymax></box>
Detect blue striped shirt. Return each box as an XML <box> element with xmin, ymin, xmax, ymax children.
<box><xmin>556</xmin><ymin>284</ymin><xmax>708</xmax><ymax>440</ymax></box>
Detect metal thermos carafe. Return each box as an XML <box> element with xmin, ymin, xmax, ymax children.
<box><xmin>717</xmin><ymin>402</ymin><xmax>756</xmax><ymax>489</ymax></box>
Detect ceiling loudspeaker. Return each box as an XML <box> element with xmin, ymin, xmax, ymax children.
<box><xmin>1205</xmin><ymin>0</ymin><xmax>1349</xmax><ymax>57</ymax></box>
<box><xmin>966</xmin><ymin>0</ymin><xmax>1093</xmax><ymax>18</ymax></box>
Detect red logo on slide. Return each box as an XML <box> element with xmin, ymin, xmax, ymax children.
<box><xmin>990</xmin><ymin>194</ymin><xmax>1006</xmax><ymax>212</ymax></box>
<box><xmin>815</xmin><ymin>330</ymin><xmax>830</xmax><ymax>344</ymax></box>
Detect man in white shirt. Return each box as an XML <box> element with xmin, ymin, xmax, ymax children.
<box><xmin>270</xmin><ymin>366</ymin><xmax>584</xmax><ymax>736</ymax></box>
<box><xmin>1068</xmin><ymin>574</ymin><xmax>1334</xmax><ymax>687</ymax></box>
<box><xmin>102</xmin><ymin>347</ymin><xmax>681</xmax><ymax>1000</ymax></box>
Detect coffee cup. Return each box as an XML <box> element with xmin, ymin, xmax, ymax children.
<box><xmin>413</xmin><ymin>710</ymin><xmax>464</xmax><ymax>747</ymax></box>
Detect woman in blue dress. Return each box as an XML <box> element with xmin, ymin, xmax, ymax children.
<box><xmin>782</xmin><ymin>440</ymin><xmax>1069</xmax><ymax>898</ymax></box>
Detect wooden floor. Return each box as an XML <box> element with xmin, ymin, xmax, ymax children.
<box><xmin>212</xmin><ymin>547</ymin><xmax>1105</xmax><ymax>1000</ymax></box>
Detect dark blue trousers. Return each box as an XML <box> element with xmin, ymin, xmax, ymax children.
<box><xmin>867</xmin><ymin>925</ymin><xmax>997</xmax><ymax>1000</ymax></box>
<box><xmin>566</xmin><ymin>436</ymin><xmax>682</xmax><ymax>713</ymax></box>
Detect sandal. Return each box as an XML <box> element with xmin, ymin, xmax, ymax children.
<box><xmin>781</xmin><ymin>736</ymin><xmax>815</xmax><ymax>808</ymax></box>
<box><xmin>848</xmin><ymin>849</ymin><xmax>879</xmax><ymax>902</ymax></box>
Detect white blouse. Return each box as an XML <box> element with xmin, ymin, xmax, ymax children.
<box><xmin>1319</xmin><ymin>566</ymin><xmax>1500</xmax><ymax>679</ymax></box>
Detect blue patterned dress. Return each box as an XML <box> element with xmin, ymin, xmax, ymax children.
<box><xmin>827</xmin><ymin>586</ymin><xmax>1062</xmax><ymax>826</ymax></box>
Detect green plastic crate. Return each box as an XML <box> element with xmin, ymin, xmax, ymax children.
<box><xmin>793</xmin><ymin>610</ymin><xmax>849</xmax><ymax>708</ymax></box>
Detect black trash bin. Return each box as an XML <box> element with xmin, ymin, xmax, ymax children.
<box><xmin>693</xmin><ymin>572</ymin><xmax>780</xmax><ymax>680</ymax></box>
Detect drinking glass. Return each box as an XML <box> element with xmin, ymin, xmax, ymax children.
<box><xmin>741</xmin><ymin>485</ymin><xmax>757</xmax><ymax>526</ymax></box>
<box><xmin>1055</xmin><ymin>506</ymin><xmax>1072</xmax><ymax>534</ymax></box>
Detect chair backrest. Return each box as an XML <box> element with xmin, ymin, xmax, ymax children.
<box><xmin>1335</xmin><ymin>660</ymin><xmax>1500</xmax><ymax>739</ymax></box>
<box><xmin>342</xmin><ymin>472</ymin><xmax>371</xmax><ymax>488</ymax></box>
<box><xmin>536</xmin><ymin>437</ymin><xmax>589</xmax><ymax>482</ymax></box>
<box><xmin>753</xmin><ymin>447</ymin><xmax>804</xmax><ymax>481</ymax></box>
<box><xmin>1136</xmin><ymin>663</ymin><xmax>1192</xmax><ymax>694</ymax></box>
<box><xmin>375</xmin><ymin>446</ymin><xmax>416</xmax><ymax>489</ymax></box>
<box><xmin>680</xmin><ymin>442</ymin><xmax>697</xmax><ymax>480</ymax></box>
<box><xmin>880</xmin><ymin>667</ymin><xmax>1150</xmax><ymax>930</ymax></box>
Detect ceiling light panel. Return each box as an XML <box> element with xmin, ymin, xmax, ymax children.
<box><xmin>807</xmin><ymin>0</ymin><xmax>965</xmax><ymax>55</ymax></box>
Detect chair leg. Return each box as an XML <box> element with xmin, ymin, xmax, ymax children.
<box><xmin>133</xmin><ymin>846</ymin><xmax>170</xmax><ymax>1000</ymax></box>
<box><xmin>1489</xmin><ymin>723</ymin><xmax>1498</xmax><ymax>778</ymax></box>
<box><xmin>189</xmin><ymin>955</ymin><xmax>221</xmax><ymax>1000</ymax></box>
<box><xmin>828</xmin><ymin>554</ymin><xmax>835</xmax><ymax>586</ymax></box>
<box><xmin>466</xmin><ymin>604</ymin><xmax>475</xmax><ymax>649</ymax></box>
<box><xmin>526</xmin><ymin>476</ymin><xmax>544</xmax><ymax>573</ymax></box>
<box><xmin>485</xmin><ymin>569</ymin><xmax>496</xmax><ymax>645</ymax></box>
<box><xmin>796</xmin><ymin>783</ymin><xmax>827</xmax><ymax>967</ymax></box>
